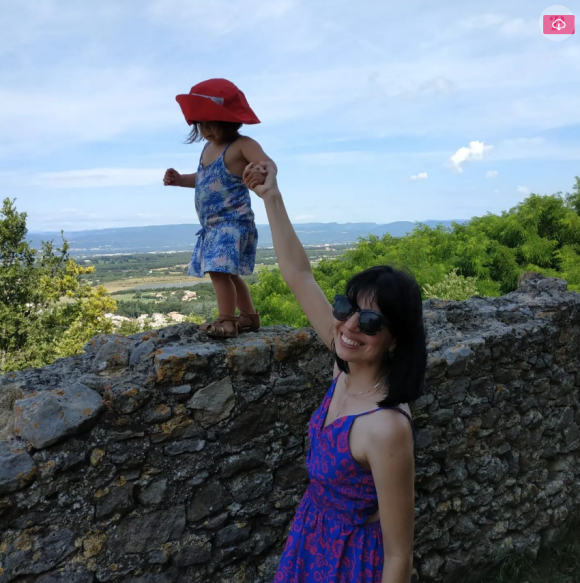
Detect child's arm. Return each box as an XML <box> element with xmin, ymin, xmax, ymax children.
<box><xmin>239</xmin><ymin>138</ymin><xmax>278</xmax><ymax>174</ymax></box>
<box><xmin>164</xmin><ymin>168</ymin><xmax>197</xmax><ymax>188</ymax></box>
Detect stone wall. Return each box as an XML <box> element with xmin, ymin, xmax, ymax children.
<box><xmin>1</xmin><ymin>274</ymin><xmax>579</xmax><ymax>583</ymax></box>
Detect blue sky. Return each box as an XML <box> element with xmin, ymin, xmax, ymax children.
<box><xmin>0</xmin><ymin>0</ymin><xmax>579</xmax><ymax>232</ymax></box>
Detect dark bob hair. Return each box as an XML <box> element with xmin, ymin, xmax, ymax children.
<box><xmin>185</xmin><ymin>121</ymin><xmax>242</xmax><ymax>144</ymax></box>
<box><xmin>332</xmin><ymin>265</ymin><xmax>427</xmax><ymax>407</ymax></box>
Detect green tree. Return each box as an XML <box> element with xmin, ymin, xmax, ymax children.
<box><xmin>0</xmin><ymin>199</ymin><xmax>117</xmax><ymax>372</ymax></box>
<box><xmin>251</xmin><ymin>179</ymin><xmax>580</xmax><ymax>327</ymax></box>
<box><xmin>116</xmin><ymin>319</ymin><xmax>142</xmax><ymax>336</ymax></box>
<box><xmin>423</xmin><ymin>269</ymin><xmax>479</xmax><ymax>301</ymax></box>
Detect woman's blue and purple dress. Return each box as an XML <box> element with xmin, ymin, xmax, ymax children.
<box><xmin>188</xmin><ymin>142</ymin><xmax>258</xmax><ymax>277</ymax></box>
<box><xmin>275</xmin><ymin>374</ymin><xmax>414</xmax><ymax>583</ymax></box>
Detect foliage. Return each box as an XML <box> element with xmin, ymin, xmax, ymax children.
<box><xmin>115</xmin><ymin>319</ymin><xmax>143</xmax><ymax>336</ymax></box>
<box><xmin>0</xmin><ymin>199</ymin><xmax>116</xmax><ymax>372</ymax></box>
<box><xmin>251</xmin><ymin>179</ymin><xmax>580</xmax><ymax>327</ymax></box>
<box><xmin>423</xmin><ymin>269</ymin><xmax>479</xmax><ymax>301</ymax></box>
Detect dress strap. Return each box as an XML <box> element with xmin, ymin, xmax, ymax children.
<box><xmin>198</xmin><ymin>142</ymin><xmax>210</xmax><ymax>165</ymax></box>
<box><xmin>353</xmin><ymin>406</ymin><xmax>416</xmax><ymax>442</ymax></box>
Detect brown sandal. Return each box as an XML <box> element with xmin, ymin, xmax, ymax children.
<box><xmin>238</xmin><ymin>310</ymin><xmax>260</xmax><ymax>333</ymax></box>
<box><xmin>200</xmin><ymin>315</ymin><xmax>239</xmax><ymax>338</ymax></box>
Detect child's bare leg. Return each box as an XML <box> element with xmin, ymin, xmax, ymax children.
<box><xmin>230</xmin><ymin>275</ymin><xmax>255</xmax><ymax>313</ymax></box>
<box><xmin>231</xmin><ymin>274</ymin><xmax>260</xmax><ymax>332</ymax></box>
<box><xmin>205</xmin><ymin>271</ymin><xmax>237</xmax><ymax>335</ymax></box>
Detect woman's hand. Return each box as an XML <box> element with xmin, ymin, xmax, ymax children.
<box><xmin>163</xmin><ymin>168</ymin><xmax>183</xmax><ymax>186</ymax></box>
<box><xmin>243</xmin><ymin>164</ymin><xmax>267</xmax><ymax>190</ymax></box>
<box><xmin>243</xmin><ymin>161</ymin><xmax>280</xmax><ymax>200</ymax></box>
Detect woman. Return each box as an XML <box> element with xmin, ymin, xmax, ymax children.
<box><xmin>243</xmin><ymin>162</ymin><xmax>427</xmax><ymax>583</ymax></box>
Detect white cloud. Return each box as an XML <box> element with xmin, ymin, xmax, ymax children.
<box><xmin>448</xmin><ymin>141</ymin><xmax>493</xmax><ymax>173</ymax></box>
<box><xmin>410</xmin><ymin>173</ymin><xmax>428</xmax><ymax>181</ymax></box>
<box><xmin>28</xmin><ymin>168</ymin><xmax>165</xmax><ymax>188</ymax></box>
<box><xmin>517</xmin><ymin>186</ymin><xmax>530</xmax><ymax>194</ymax></box>
<box><xmin>485</xmin><ymin>170</ymin><xmax>498</xmax><ymax>179</ymax></box>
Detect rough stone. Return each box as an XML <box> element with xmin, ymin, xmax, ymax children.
<box><xmin>92</xmin><ymin>340</ymin><xmax>131</xmax><ymax>374</ymax></box>
<box><xmin>164</xmin><ymin>438</ymin><xmax>205</xmax><ymax>456</ymax></box>
<box><xmin>13</xmin><ymin>383</ymin><xmax>103</xmax><ymax>449</ymax></box>
<box><xmin>187</xmin><ymin>376</ymin><xmax>235</xmax><ymax>427</ymax></box>
<box><xmin>172</xmin><ymin>536</ymin><xmax>212</xmax><ymax>566</ymax></box>
<box><xmin>36</xmin><ymin>567</ymin><xmax>94</xmax><ymax>583</ymax></box>
<box><xmin>228</xmin><ymin>471</ymin><xmax>274</xmax><ymax>503</ymax></box>
<box><xmin>220</xmin><ymin>450</ymin><xmax>264</xmax><ymax>478</ymax></box>
<box><xmin>113</xmin><ymin>506</ymin><xmax>186</xmax><ymax>555</ymax></box>
<box><xmin>129</xmin><ymin>339</ymin><xmax>156</xmax><ymax>367</ymax></box>
<box><xmin>138</xmin><ymin>479</ymin><xmax>168</xmax><ymax>506</ymax></box>
<box><xmin>0</xmin><ymin>441</ymin><xmax>36</xmax><ymax>494</ymax></box>
<box><xmin>95</xmin><ymin>481</ymin><xmax>135</xmax><ymax>519</ymax></box>
<box><xmin>1</xmin><ymin>276</ymin><xmax>579</xmax><ymax>583</ymax></box>
<box><xmin>187</xmin><ymin>479</ymin><xmax>232</xmax><ymax>522</ymax></box>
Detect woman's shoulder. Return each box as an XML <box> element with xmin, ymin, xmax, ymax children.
<box><xmin>367</xmin><ymin>406</ymin><xmax>414</xmax><ymax>443</ymax></box>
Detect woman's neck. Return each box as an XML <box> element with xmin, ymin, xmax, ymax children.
<box><xmin>345</xmin><ymin>362</ymin><xmax>382</xmax><ymax>391</ymax></box>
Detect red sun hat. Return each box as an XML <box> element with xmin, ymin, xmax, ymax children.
<box><xmin>176</xmin><ymin>78</ymin><xmax>260</xmax><ymax>125</ymax></box>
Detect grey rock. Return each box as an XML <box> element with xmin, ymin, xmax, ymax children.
<box><xmin>187</xmin><ymin>479</ymin><xmax>232</xmax><ymax>522</ymax></box>
<box><xmin>144</xmin><ymin>403</ymin><xmax>172</xmax><ymax>423</ymax></box>
<box><xmin>129</xmin><ymin>339</ymin><xmax>156</xmax><ymax>367</ymax></box>
<box><xmin>114</xmin><ymin>506</ymin><xmax>186</xmax><ymax>554</ymax></box>
<box><xmin>108</xmin><ymin>437</ymin><xmax>149</xmax><ymax>467</ymax></box>
<box><xmin>216</xmin><ymin>522</ymin><xmax>252</xmax><ymax>547</ymax></box>
<box><xmin>138</xmin><ymin>479</ymin><xmax>168</xmax><ymax>506</ymax></box>
<box><xmin>227</xmin><ymin>338</ymin><xmax>271</xmax><ymax>374</ymax></box>
<box><xmin>187</xmin><ymin>376</ymin><xmax>235</xmax><ymax>427</ymax></box>
<box><xmin>108</xmin><ymin>382</ymin><xmax>150</xmax><ymax>414</ymax></box>
<box><xmin>0</xmin><ymin>441</ymin><xmax>36</xmax><ymax>494</ymax></box>
<box><xmin>168</xmin><ymin>384</ymin><xmax>192</xmax><ymax>398</ymax></box>
<box><xmin>95</xmin><ymin>482</ymin><xmax>135</xmax><ymax>519</ymax></box>
<box><xmin>13</xmin><ymin>383</ymin><xmax>103</xmax><ymax>449</ymax></box>
<box><xmin>220</xmin><ymin>450</ymin><xmax>264</xmax><ymax>478</ymax></box>
<box><xmin>173</xmin><ymin>536</ymin><xmax>212</xmax><ymax>566</ymax></box>
<box><xmin>420</xmin><ymin>553</ymin><xmax>445</xmax><ymax>580</ymax></box>
<box><xmin>164</xmin><ymin>438</ymin><xmax>205</xmax><ymax>456</ymax></box>
<box><xmin>228</xmin><ymin>470</ymin><xmax>274</xmax><ymax>503</ymax></box>
<box><xmin>2</xmin><ymin>528</ymin><xmax>76</xmax><ymax>579</ymax></box>
<box><xmin>92</xmin><ymin>340</ymin><xmax>131</xmax><ymax>373</ymax></box>
<box><xmin>36</xmin><ymin>567</ymin><xmax>94</xmax><ymax>583</ymax></box>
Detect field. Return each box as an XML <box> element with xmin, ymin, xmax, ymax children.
<box><xmin>85</xmin><ymin>246</ymin><xmax>349</xmax><ymax>293</ymax></box>
<box><xmin>86</xmin><ymin>246</ymin><xmax>350</xmax><ymax>318</ymax></box>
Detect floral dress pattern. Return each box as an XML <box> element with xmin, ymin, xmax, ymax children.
<box><xmin>275</xmin><ymin>374</ymin><xmax>415</xmax><ymax>583</ymax></box>
<box><xmin>188</xmin><ymin>142</ymin><xmax>258</xmax><ymax>277</ymax></box>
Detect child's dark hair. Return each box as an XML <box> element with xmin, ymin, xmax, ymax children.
<box><xmin>186</xmin><ymin>121</ymin><xmax>242</xmax><ymax>144</ymax></box>
<box><xmin>331</xmin><ymin>265</ymin><xmax>427</xmax><ymax>406</ymax></box>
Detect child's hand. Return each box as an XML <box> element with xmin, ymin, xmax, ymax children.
<box><xmin>243</xmin><ymin>165</ymin><xmax>266</xmax><ymax>190</ymax></box>
<box><xmin>164</xmin><ymin>168</ymin><xmax>183</xmax><ymax>186</ymax></box>
<box><xmin>244</xmin><ymin>161</ymin><xmax>279</xmax><ymax>200</ymax></box>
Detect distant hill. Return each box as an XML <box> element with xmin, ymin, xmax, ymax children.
<box><xmin>28</xmin><ymin>220</ymin><xmax>466</xmax><ymax>256</ymax></box>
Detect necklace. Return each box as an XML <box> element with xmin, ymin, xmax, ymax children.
<box><xmin>336</xmin><ymin>375</ymin><xmax>383</xmax><ymax>419</ymax></box>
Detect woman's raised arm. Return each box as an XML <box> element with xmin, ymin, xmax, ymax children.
<box><xmin>244</xmin><ymin>162</ymin><xmax>334</xmax><ymax>349</ymax></box>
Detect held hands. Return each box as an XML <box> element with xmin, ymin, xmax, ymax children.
<box><xmin>243</xmin><ymin>161</ymin><xmax>279</xmax><ymax>200</ymax></box>
<box><xmin>163</xmin><ymin>168</ymin><xmax>183</xmax><ymax>186</ymax></box>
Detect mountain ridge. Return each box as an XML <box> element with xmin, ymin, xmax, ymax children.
<box><xmin>28</xmin><ymin>220</ymin><xmax>467</xmax><ymax>256</ymax></box>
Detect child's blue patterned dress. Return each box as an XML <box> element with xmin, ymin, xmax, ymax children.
<box><xmin>275</xmin><ymin>374</ymin><xmax>415</xmax><ymax>583</ymax></box>
<box><xmin>188</xmin><ymin>142</ymin><xmax>258</xmax><ymax>277</ymax></box>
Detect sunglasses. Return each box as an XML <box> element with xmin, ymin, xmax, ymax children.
<box><xmin>332</xmin><ymin>295</ymin><xmax>389</xmax><ymax>336</ymax></box>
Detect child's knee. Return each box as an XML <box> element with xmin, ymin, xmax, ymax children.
<box><xmin>209</xmin><ymin>271</ymin><xmax>233</xmax><ymax>283</ymax></box>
